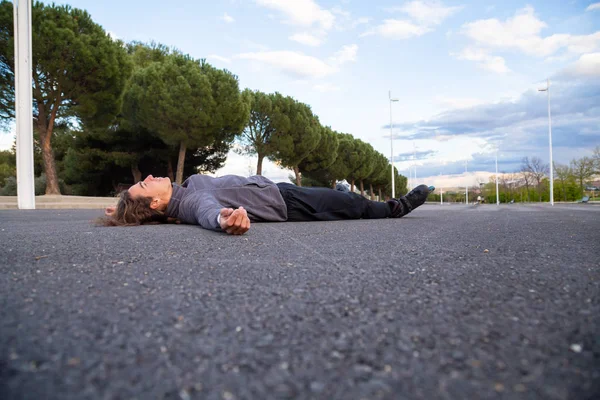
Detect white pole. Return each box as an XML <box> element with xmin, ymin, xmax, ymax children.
<box><xmin>389</xmin><ymin>92</ymin><xmax>399</xmax><ymax>198</ymax></box>
<box><xmin>389</xmin><ymin>91</ymin><xmax>395</xmax><ymax>199</ymax></box>
<box><xmin>465</xmin><ymin>160</ymin><xmax>468</xmax><ymax>204</ymax></box>
<box><xmin>440</xmin><ymin>172</ymin><xmax>443</xmax><ymax>205</ymax></box>
<box><xmin>495</xmin><ymin>151</ymin><xmax>500</xmax><ymax>205</ymax></box>
<box><xmin>413</xmin><ymin>143</ymin><xmax>417</xmax><ymax>187</ymax></box>
<box><xmin>14</xmin><ymin>0</ymin><xmax>35</xmax><ymax>209</ymax></box>
<box><xmin>413</xmin><ymin>162</ymin><xmax>417</xmax><ymax>187</ymax></box>
<box><xmin>547</xmin><ymin>79</ymin><xmax>554</xmax><ymax>206</ymax></box>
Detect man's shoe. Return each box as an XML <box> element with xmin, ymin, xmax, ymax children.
<box><xmin>388</xmin><ymin>184</ymin><xmax>434</xmax><ymax>218</ymax></box>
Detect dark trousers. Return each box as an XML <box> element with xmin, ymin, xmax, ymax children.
<box><xmin>276</xmin><ymin>183</ymin><xmax>391</xmax><ymax>222</ymax></box>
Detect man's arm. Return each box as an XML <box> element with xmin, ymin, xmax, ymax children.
<box><xmin>179</xmin><ymin>194</ymin><xmax>250</xmax><ymax>234</ymax></box>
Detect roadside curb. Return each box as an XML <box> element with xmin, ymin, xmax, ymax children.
<box><xmin>0</xmin><ymin>195</ymin><xmax>117</xmax><ymax>210</ymax></box>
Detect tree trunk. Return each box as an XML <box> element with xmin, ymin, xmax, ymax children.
<box><xmin>256</xmin><ymin>154</ymin><xmax>264</xmax><ymax>175</ymax></box>
<box><xmin>131</xmin><ymin>162</ymin><xmax>142</xmax><ymax>183</ymax></box>
<box><xmin>293</xmin><ymin>166</ymin><xmax>302</xmax><ymax>186</ymax></box>
<box><xmin>331</xmin><ymin>180</ymin><xmax>336</xmax><ymax>189</ymax></box>
<box><xmin>360</xmin><ymin>180</ymin><xmax>365</xmax><ymax>197</ymax></box>
<box><xmin>36</xmin><ymin>102</ymin><xmax>61</xmax><ymax>194</ymax></box>
<box><xmin>167</xmin><ymin>158</ymin><xmax>174</xmax><ymax>181</ymax></box>
<box><xmin>370</xmin><ymin>183</ymin><xmax>375</xmax><ymax>200</ymax></box>
<box><xmin>351</xmin><ymin>179</ymin><xmax>355</xmax><ymax>193</ymax></box>
<box><xmin>38</xmin><ymin>125</ymin><xmax>61</xmax><ymax>195</ymax></box>
<box><xmin>378</xmin><ymin>188</ymin><xmax>383</xmax><ymax>201</ymax></box>
<box><xmin>176</xmin><ymin>141</ymin><xmax>187</xmax><ymax>184</ymax></box>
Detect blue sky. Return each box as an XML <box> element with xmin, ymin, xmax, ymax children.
<box><xmin>2</xmin><ymin>0</ymin><xmax>599</xmax><ymax>188</ymax></box>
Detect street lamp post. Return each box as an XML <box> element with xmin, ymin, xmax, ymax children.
<box><xmin>439</xmin><ymin>173</ymin><xmax>443</xmax><ymax>205</ymax></box>
<box><xmin>495</xmin><ymin>151</ymin><xmax>500</xmax><ymax>205</ymax></box>
<box><xmin>538</xmin><ymin>79</ymin><xmax>554</xmax><ymax>206</ymax></box>
<box><xmin>14</xmin><ymin>0</ymin><xmax>35</xmax><ymax>209</ymax></box>
<box><xmin>465</xmin><ymin>160</ymin><xmax>468</xmax><ymax>204</ymax></box>
<box><xmin>412</xmin><ymin>143</ymin><xmax>417</xmax><ymax>188</ymax></box>
<box><xmin>389</xmin><ymin>91</ymin><xmax>399</xmax><ymax>198</ymax></box>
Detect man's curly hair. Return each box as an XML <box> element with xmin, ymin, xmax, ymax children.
<box><xmin>96</xmin><ymin>190</ymin><xmax>170</xmax><ymax>226</ymax></box>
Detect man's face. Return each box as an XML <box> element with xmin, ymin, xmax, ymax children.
<box><xmin>128</xmin><ymin>175</ymin><xmax>171</xmax><ymax>200</ymax></box>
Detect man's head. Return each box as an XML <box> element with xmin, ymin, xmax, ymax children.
<box><xmin>127</xmin><ymin>175</ymin><xmax>173</xmax><ymax>211</ymax></box>
<box><xmin>99</xmin><ymin>175</ymin><xmax>173</xmax><ymax>226</ymax></box>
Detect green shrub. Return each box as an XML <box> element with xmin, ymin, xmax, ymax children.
<box><xmin>0</xmin><ymin>174</ymin><xmax>70</xmax><ymax>196</ymax></box>
<box><xmin>34</xmin><ymin>174</ymin><xmax>70</xmax><ymax>195</ymax></box>
<box><xmin>0</xmin><ymin>176</ymin><xmax>17</xmax><ymax>195</ymax></box>
<box><xmin>0</xmin><ymin>163</ymin><xmax>15</xmax><ymax>185</ymax></box>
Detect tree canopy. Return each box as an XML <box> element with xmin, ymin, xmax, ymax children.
<box><xmin>123</xmin><ymin>54</ymin><xmax>213</xmax><ymax>184</ymax></box>
<box><xmin>122</xmin><ymin>54</ymin><xmax>248</xmax><ymax>184</ymax></box>
<box><xmin>0</xmin><ymin>0</ymin><xmax>132</xmax><ymax>193</ymax></box>
<box><xmin>237</xmin><ymin>90</ymin><xmax>282</xmax><ymax>175</ymax></box>
<box><xmin>298</xmin><ymin>126</ymin><xmax>339</xmax><ymax>176</ymax></box>
<box><xmin>269</xmin><ymin>98</ymin><xmax>321</xmax><ymax>186</ymax></box>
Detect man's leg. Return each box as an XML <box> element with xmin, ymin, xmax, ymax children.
<box><xmin>276</xmin><ymin>183</ymin><xmax>391</xmax><ymax>222</ymax></box>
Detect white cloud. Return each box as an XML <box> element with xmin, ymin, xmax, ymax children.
<box><xmin>330</xmin><ymin>6</ymin><xmax>371</xmax><ymax>30</ymax></box>
<box><xmin>394</xmin><ymin>136</ymin><xmax>490</xmax><ymax>175</ymax></box>
<box><xmin>331</xmin><ymin>6</ymin><xmax>350</xmax><ymax>19</ymax></box>
<box><xmin>452</xmin><ymin>47</ymin><xmax>510</xmax><ymax>74</ymax></box>
<box><xmin>240</xmin><ymin>39</ymin><xmax>270</xmax><ymax>52</ymax></box>
<box><xmin>434</xmin><ymin>95</ymin><xmax>485</xmax><ymax>109</ymax></box>
<box><xmin>561</xmin><ymin>52</ymin><xmax>600</xmax><ymax>77</ymax></box>
<box><xmin>222</xmin><ymin>13</ymin><xmax>235</xmax><ymax>23</ymax></box>
<box><xmin>255</xmin><ymin>0</ymin><xmax>335</xmax><ymax>30</ymax></box>
<box><xmin>313</xmin><ymin>83</ymin><xmax>340</xmax><ymax>92</ymax></box>
<box><xmin>544</xmin><ymin>53</ymin><xmax>575</xmax><ymax>63</ymax></box>
<box><xmin>237</xmin><ymin>51</ymin><xmax>338</xmax><ymax>78</ymax></box>
<box><xmin>364</xmin><ymin>1</ymin><xmax>460</xmax><ymax>39</ymax></box>
<box><xmin>390</xmin><ymin>75</ymin><xmax>600</xmax><ymax>183</ymax></box>
<box><xmin>289</xmin><ymin>33</ymin><xmax>322</xmax><ymax>46</ymax></box>
<box><xmin>461</xmin><ymin>6</ymin><xmax>600</xmax><ymax>57</ymax></box>
<box><xmin>329</xmin><ymin>44</ymin><xmax>357</xmax><ymax>65</ymax></box>
<box><xmin>361</xmin><ymin>19</ymin><xmax>430</xmax><ymax>39</ymax></box>
<box><xmin>236</xmin><ymin>44</ymin><xmax>357</xmax><ymax>78</ymax></box>
<box><xmin>208</xmin><ymin>54</ymin><xmax>232</xmax><ymax>63</ymax></box>
<box><xmin>390</xmin><ymin>0</ymin><xmax>462</xmax><ymax>26</ymax></box>
<box><xmin>586</xmin><ymin>3</ymin><xmax>600</xmax><ymax>11</ymax></box>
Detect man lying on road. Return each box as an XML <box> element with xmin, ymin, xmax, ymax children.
<box><xmin>101</xmin><ymin>174</ymin><xmax>434</xmax><ymax>235</ymax></box>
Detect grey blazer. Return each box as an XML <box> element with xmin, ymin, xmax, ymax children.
<box><xmin>165</xmin><ymin>175</ymin><xmax>288</xmax><ymax>230</ymax></box>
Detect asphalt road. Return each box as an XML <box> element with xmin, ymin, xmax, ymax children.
<box><xmin>1</xmin><ymin>204</ymin><xmax>599</xmax><ymax>400</ymax></box>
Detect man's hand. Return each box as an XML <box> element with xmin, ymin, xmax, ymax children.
<box><xmin>105</xmin><ymin>206</ymin><xmax>116</xmax><ymax>216</ymax></box>
<box><xmin>219</xmin><ymin>207</ymin><xmax>250</xmax><ymax>235</ymax></box>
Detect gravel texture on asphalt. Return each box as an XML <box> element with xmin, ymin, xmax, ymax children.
<box><xmin>1</xmin><ymin>204</ymin><xmax>599</xmax><ymax>400</ymax></box>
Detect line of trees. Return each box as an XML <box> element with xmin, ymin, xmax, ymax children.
<box><xmin>426</xmin><ymin>151</ymin><xmax>600</xmax><ymax>204</ymax></box>
<box><xmin>0</xmin><ymin>1</ymin><xmax>406</xmax><ymax>199</ymax></box>
<box><xmin>498</xmin><ymin>154</ymin><xmax>599</xmax><ymax>202</ymax></box>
